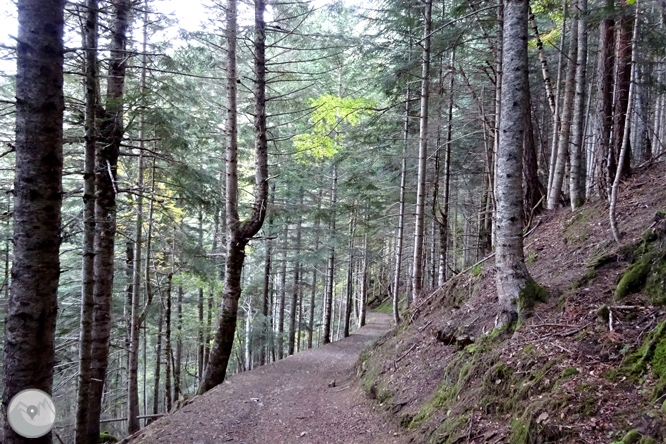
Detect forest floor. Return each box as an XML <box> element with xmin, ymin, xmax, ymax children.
<box><xmin>123</xmin><ymin>162</ymin><xmax>666</xmax><ymax>444</ymax></box>
<box><xmin>121</xmin><ymin>312</ymin><xmax>409</xmax><ymax>444</ymax></box>
<box><xmin>358</xmin><ymin>162</ymin><xmax>666</xmax><ymax>444</ymax></box>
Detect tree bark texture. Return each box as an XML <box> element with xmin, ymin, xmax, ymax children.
<box><xmin>322</xmin><ymin>165</ymin><xmax>337</xmax><ymax>344</ymax></box>
<box><xmin>611</xmin><ymin>13</ymin><xmax>634</xmax><ymax>180</ymax></box>
<box><xmin>495</xmin><ymin>0</ymin><xmax>531</xmax><ymax>325</ymax></box>
<box><xmin>88</xmin><ymin>1</ymin><xmax>131</xmax><ymax>442</ymax></box>
<box><xmin>278</xmin><ymin>225</ymin><xmax>288</xmax><ymax>359</ymax></box>
<box><xmin>547</xmin><ymin>22</ymin><xmax>578</xmax><ymax>210</ymax></box>
<box><xmin>308</xmin><ymin>189</ymin><xmax>321</xmax><ymax>348</ymax></box>
<box><xmin>76</xmin><ymin>0</ymin><xmax>98</xmax><ymax>441</ymax></box>
<box><xmin>2</xmin><ymin>1</ymin><xmax>65</xmax><ymax>443</ymax></box>
<box><xmin>411</xmin><ymin>0</ymin><xmax>432</xmax><ymax>303</ymax></box>
<box><xmin>594</xmin><ymin>0</ymin><xmax>615</xmax><ymax>200</ymax></box>
<box><xmin>199</xmin><ymin>0</ymin><xmax>269</xmax><ymax>393</ymax></box>
<box><xmin>288</xmin><ymin>192</ymin><xmax>303</xmax><ymax>355</ymax></box>
<box><xmin>610</xmin><ymin>3</ymin><xmax>639</xmax><ymax>243</ymax></box>
<box><xmin>569</xmin><ymin>0</ymin><xmax>588</xmax><ymax>210</ymax></box>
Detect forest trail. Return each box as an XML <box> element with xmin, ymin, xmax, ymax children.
<box><xmin>122</xmin><ymin>312</ymin><xmax>408</xmax><ymax>444</ymax></box>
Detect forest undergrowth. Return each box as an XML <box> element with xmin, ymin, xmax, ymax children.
<box><xmin>359</xmin><ymin>163</ymin><xmax>666</xmax><ymax>444</ymax></box>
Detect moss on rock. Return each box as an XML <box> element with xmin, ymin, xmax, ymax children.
<box><xmin>615</xmin><ymin>254</ymin><xmax>654</xmax><ymax>300</ymax></box>
<box><xmin>622</xmin><ymin>429</ymin><xmax>642</xmax><ymax>444</ymax></box>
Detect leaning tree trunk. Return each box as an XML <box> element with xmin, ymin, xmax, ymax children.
<box><xmin>569</xmin><ymin>0</ymin><xmax>588</xmax><ymax>210</ymax></box>
<box><xmin>412</xmin><ymin>0</ymin><xmax>432</xmax><ymax>304</ymax></box>
<box><xmin>2</xmin><ymin>1</ymin><xmax>65</xmax><ymax>443</ymax></box>
<box><xmin>611</xmin><ymin>12</ymin><xmax>634</xmax><ymax>180</ymax></box>
<box><xmin>529</xmin><ymin>6</ymin><xmax>556</xmax><ymax>116</ymax></box>
<box><xmin>547</xmin><ymin>22</ymin><xmax>578</xmax><ymax>210</ymax></box>
<box><xmin>88</xmin><ymin>1</ymin><xmax>131</xmax><ymax>442</ymax></box>
<box><xmin>199</xmin><ymin>0</ymin><xmax>269</xmax><ymax>394</ymax></box>
<box><xmin>495</xmin><ymin>0</ymin><xmax>533</xmax><ymax>326</ymax></box>
<box><xmin>76</xmin><ymin>0</ymin><xmax>98</xmax><ymax>441</ymax></box>
<box><xmin>610</xmin><ymin>2</ymin><xmax>639</xmax><ymax>243</ymax></box>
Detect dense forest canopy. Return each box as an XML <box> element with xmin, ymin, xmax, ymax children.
<box><xmin>0</xmin><ymin>0</ymin><xmax>664</xmax><ymax>442</ymax></box>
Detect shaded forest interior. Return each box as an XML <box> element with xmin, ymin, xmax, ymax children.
<box><xmin>0</xmin><ymin>0</ymin><xmax>665</xmax><ymax>442</ymax></box>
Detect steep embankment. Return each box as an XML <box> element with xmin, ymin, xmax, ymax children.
<box><xmin>359</xmin><ymin>163</ymin><xmax>666</xmax><ymax>444</ymax></box>
<box><xmin>122</xmin><ymin>312</ymin><xmax>408</xmax><ymax>444</ymax></box>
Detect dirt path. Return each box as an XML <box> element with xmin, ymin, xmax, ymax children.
<box><xmin>123</xmin><ymin>312</ymin><xmax>409</xmax><ymax>444</ymax></box>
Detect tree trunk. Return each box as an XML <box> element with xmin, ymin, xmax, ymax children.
<box><xmin>289</xmin><ymin>192</ymin><xmax>302</xmax><ymax>355</ymax></box>
<box><xmin>322</xmin><ymin>165</ymin><xmax>337</xmax><ymax>344</ymax></box>
<box><xmin>199</xmin><ymin>0</ymin><xmax>269</xmax><ymax>393</ymax></box>
<box><xmin>261</xmin><ymin>185</ymin><xmax>275</xmax><ymax>364</ymax></box>
<box><xmin>277</xmin><ymin>224</ymin><xmax>288</xmax><ymax>359</ymax></box>
<box><xmin>308</xmin><ymin>189</ymin><xmax>322</xmax><ymax>348</ymax></box>
<box><xmin>151</xmin><ymin>294</ymin><xmax>163</xmax><ymax>419</ymax></box>
<box><xmin>611</xmin><ymin>13</ymin><xmax>634</xmax><ymax>180</ymax></box>
<box><xmin>164</xmin><ymin>271</ymin><xmax>173</xmax><ymax>412</ymax></box>
<box><xmin>2</xmin><ymin>1</ymin><xmax>64</xmax><ymax>443</ymax></box>
<box><xmin>343</xmin><ymin>216</ymin><xmax>354</xmax><ymax>338</ymax></box>
<box><xmin>392</xmin><ymin>88</ymin><xmax>410</xmax><ymax>323</ymax></box>
<box><xmin>610</xmin><ymin>3</ymin><xmax>639</xmax><ymax>243</ymax></box>
<box><xmin>546</xmin><ymin>0</ymin><xmax>568</xmax><ymax>197</ymax></box>
<box><xmin>523</xmin><ymin>84</ymin><xmax>545</xmax><ymax>219</ymax></box>
<box><xmin>547</xmin><ymin>21</ymin><xmax>578</xmax><ymax>210</ymax></box>
<box><xmin>88</xmin><ymin>1</ymin><xmax>131</xmax><ymax>441</ymax></box>
<box><xmin>439</xmin><ymin>50</ymin><xmax>455</xmax><ymax>285</ymax></box>
<box><xmin>127</xmin><ymin>148</ymin><xmax>144</xmax><ymax>434</ymax></box>
<box><xmin>197</xmin><ymin>210</ymin><xmax>204</xmax><ymax>381</ymax></box>
<box><xmin>174</xmin><ymin>285</ymin><xmax>183</xmax><ymax>401</ymax></box>
<box><xmin>412</xmin><ymin>0</ymin><xmax>432</xmax><ymax>303</ymax></box>
<box><xmin>569</xmin><ymin>0</ymin><xmax>588</xmax><ymax>210</ymax></box>
<box><xmin>76</xmin><ymin>0</ymin><xmax>98</xmax><ymax>440</ymax></box>
<box><xmin>496</xmin><ymin>0</ymin><xmax>533</xmax><ymax>325</ymax></box>
<box><xmin>359</xmin><ymin>231</ymin><xmax>368</xmax><ymax>328</ymax></box>
<box><xmin>529</xmin><ymin>6</ymin><xmax>556</xmax><ymax>115</ymax></box>
<box><xmin>594</xmin><ymin>0</ymin><xmax>615</xmax><ymax>200</ymax></box>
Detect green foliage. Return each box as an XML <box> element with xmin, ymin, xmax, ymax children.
<box><xmin>525</xmin><ymin>252</ymin><xmax>537</xmax><ymax>266</ymax></box>
<box><xmin>293</xmin><ymin>94</ymin><xmax>374</xmax><ymax>162</ymax></box>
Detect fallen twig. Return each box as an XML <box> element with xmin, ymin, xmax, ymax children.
<box><xmin>396</xmin><ymin>343</ymin><xmax>418</xmax><ymax>363</ymax></box>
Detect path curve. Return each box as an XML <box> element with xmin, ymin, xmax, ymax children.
<box><xmin>123</xmin><ymin>312</ymin><xmax>408</xmax><ymax>444</ymax></box>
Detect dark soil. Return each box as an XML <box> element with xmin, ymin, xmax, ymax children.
<box><xmin>121</xmin><ymin>312</ymin><xmax>408</xmax><ymax>444</ymax></box>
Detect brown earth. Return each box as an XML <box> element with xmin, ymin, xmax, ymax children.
<box><xmin>360</xmin><ymin>162</ymin><xmax>666</xmax><ymax>443</ymax></box>
<box><xmin>122</xmin><ymin>312</ymin><xmax>408</xmax><ymax>444</ymax></box>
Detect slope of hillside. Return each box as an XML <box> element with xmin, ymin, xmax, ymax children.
<box><xmin>359</xmin><ymin>163</ymin><xmax>666</xmax><ymax>444</ymax></box>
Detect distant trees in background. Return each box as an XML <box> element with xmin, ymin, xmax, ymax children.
<box><xmin>0</xmin><ymin>0</ymin><xmax>664</xmax><ymax>442</ymax></box>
